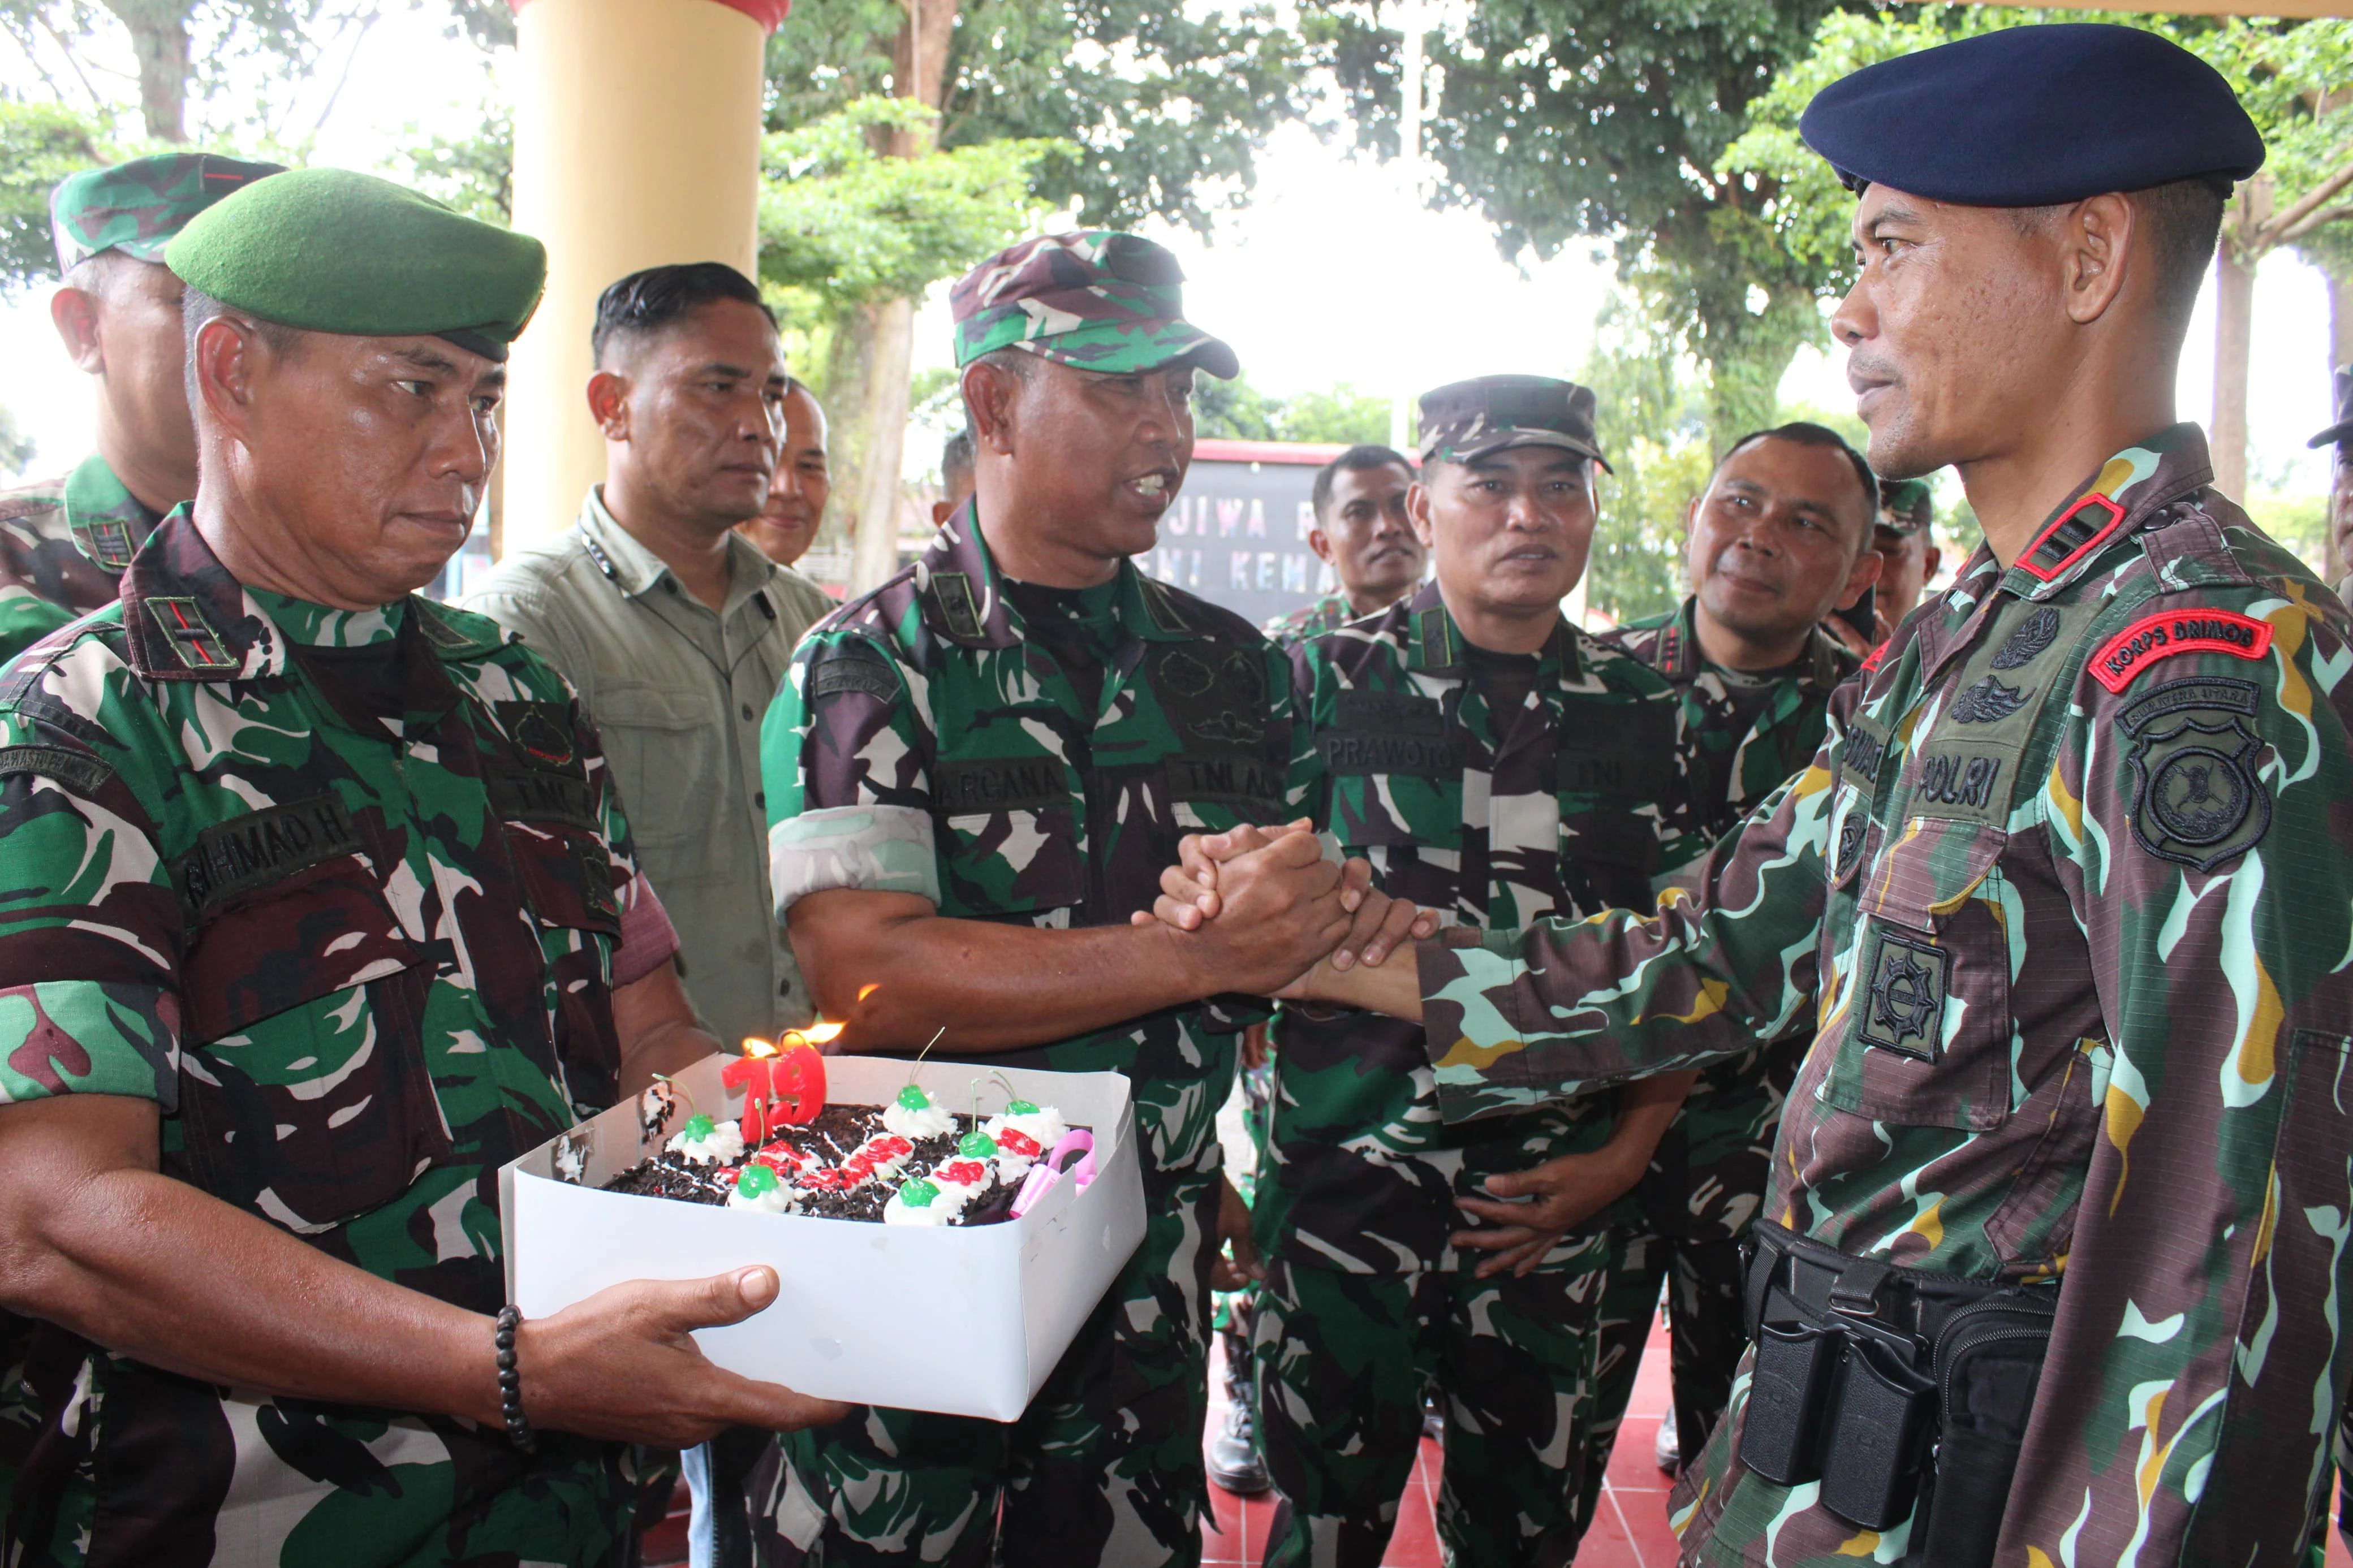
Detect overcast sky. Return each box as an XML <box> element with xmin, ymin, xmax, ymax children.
<box><xmin>0</xmin><ymin>6</ymin><xmax>2335</xmax><ymax>496</ymax></box>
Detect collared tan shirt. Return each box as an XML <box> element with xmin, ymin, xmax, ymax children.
<box><xmin>464</xmin><ymin>487</ymin><xmax>835</xmax><ymax>1045</ymax></box>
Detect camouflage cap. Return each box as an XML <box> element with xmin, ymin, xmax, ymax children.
<box><xmin>51</xmin><ymin>153</ymin><xmax>284</xmax><ymax>274</ymax></box>
<box><xmin>949</xmin><ymin>230</ymin><xmax>1239</xmax><ymax>379</ymax></box>
<box><xmin>2308</xmin><ymin>366</ymin><xmax>2351</xmax><ymax>450</ymax></box>
<box><xmin>1877</xmin><ymin>477</ymin><xmax>1935</xmax><ymax>537</ymax></box>
<box><xmin>1417</xmin><ymin>375</ymin><xmax>1610</xmax><ymax>472</ymax></box>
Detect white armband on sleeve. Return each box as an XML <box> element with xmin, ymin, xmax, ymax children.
<box><xmin>770</xmin><ymin>804</ymin><xmax>941</xmax><ymax>917</ymax></box>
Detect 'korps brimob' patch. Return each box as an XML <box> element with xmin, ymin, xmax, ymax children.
<box><xmin>2090</xmin><ymin>608</ymin><xmax>2272</xmax><ymax>694</ymax></box>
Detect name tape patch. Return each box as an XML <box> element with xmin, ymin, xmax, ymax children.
<box><xmin>174</xmin><ymin>793</ymin><xmax>363</xmax><ymax>919</ymax></box>
<box><xmin>2089</xmin><ymin>610</ymin><xmax>2272</xmax><ymax>694</ymax></box>
<box><xmin>934</xmin><ymin>756</ymin><xmax>1068</xmax><ymax>815</ymax></box>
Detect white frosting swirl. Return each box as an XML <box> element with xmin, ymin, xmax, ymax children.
<box><xmin>883</xmin><ymin>1181</ymin><xmax>973</xmax><ymax>1226</ymax></box>
<box><xmin>727</xmin><ymin>1182</ymin><xmax>794</xmax><ymax>1213</ymax></box>
<box><xmin>667</xmin><ymin>1118</ymin><xmax>747</xmax><ymax>1165</ymax></box>
<box><xmin>986</xmin><ymin>1106</ymin><xmax>1068</xmax><ymax>1151</ymax></box>
<box><xmin>881</xmin><ymin>1100</ymin><xmax>956</xmax><ymax>1140</ymax></box>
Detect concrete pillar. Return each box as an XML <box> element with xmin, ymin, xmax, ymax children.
<box><xmin>502</xmin><ymin>0</ymin><xmax>785</xmax><ymax>551</ymax></box>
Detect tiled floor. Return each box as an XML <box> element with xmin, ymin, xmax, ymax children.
<box><xmin>1200</xmin><ymin>1312</ymin><xmax>1684</xmax><ymax>1568</ymax></box>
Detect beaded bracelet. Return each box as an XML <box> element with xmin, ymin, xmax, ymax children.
<box><xmin>495</xmin><ymin>1304</ymin><xmax>536</xmax><ymax>1453</ymax></box>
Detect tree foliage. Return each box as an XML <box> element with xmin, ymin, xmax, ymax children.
<box><xmin>1575</xmin><ymin>296</ymin><xmax>1712</xmax><ymax>625</ymax></box>
<box><xmin>0</xmin><ymin>98</ymin><xmax>108</xmax><ymax>295</ymax></box>
<box><xmin>1191</xmin><ymin>375</ymin><xmax>1392</xmax><ymax>446</ymax></box>
<box><xmin>387</xmin><ymin>107</ymin><xmax>511</xmax><ymax>224</ymax></box>
<box><xmin>764</xmin><ymin>0</ymin><xmax>1309</xmax><ymax>236</ymax></box>
<box><xmin>758</xmin><ymin>96</ymin><xmax>1063</xmax><ymax>317</ymax></box>
<box><xmin>1312</xmin><ymin>0</ymin><xmax>1851</xmax><ymax>446</ymax></box>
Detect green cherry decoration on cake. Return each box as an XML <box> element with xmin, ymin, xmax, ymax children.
<box><xmin>726</xmin><ymin>1160</ymin><xmax>792</xmax><ymax>1213</ymax></box>
<box><xmin>685</xmin><ymin>1113</ymin><xmax>714</xmax><ymax>1139</ymax></box>
<box><xmin>667</xmin><ymin>1111</ymin><xmax>746</xmax><ymax>1166</ymax></box>
<box><xmin>883</xmin><ymin>1079</ymin><xmax>955</xmax><ymax>1140</ymax></box>
<box><xmin>1006</xmin><ymin>1098</ymin><xmax>1040</xmax><ymax>1116</ymax></box>
<box><xmin>958</xmin><ymin>1128</ymin><xmax>999</xmax><ymax>1159</ymax></box>
<box><xmin>900</xmin><ymin>1177</ymin><xmax>940</xmax><ymax>1207</ymax></box>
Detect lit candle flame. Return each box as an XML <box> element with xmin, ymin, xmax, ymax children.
<box><xmin>742</xmin><ymin>1036</ymin><xmax>778</xmax><ymax>1059</ymax></box>
<box><xmin>856</xmin><ymin>982</ymin><xmax>880</xmax><ymax>1003</ymax></box>
<box><xmin>800</xmin><ymin>1020</ymin><xmax>846</xmax><ymax>1046</ymax></box>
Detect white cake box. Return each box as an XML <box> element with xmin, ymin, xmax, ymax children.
<box><xmin>499</xmin><ymin>1053</ymin><xmax>1145</xmax><ymax>1422</ymax></box>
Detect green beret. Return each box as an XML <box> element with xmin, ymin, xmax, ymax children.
<box><xmin>166</xmin><ymin>168</ymin><xmax>546</xmax><ymax>362</ymax></box>
<box><xmin>51</xmin><ymin>152</ymin><xmax>283</xmax><ymax>273</ymax></box>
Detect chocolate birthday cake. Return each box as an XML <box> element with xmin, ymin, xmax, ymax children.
<box><xmin>597</xmin><ymin>1081</ymin><xmax>1079</xmax><ymax>1228</ymax></box>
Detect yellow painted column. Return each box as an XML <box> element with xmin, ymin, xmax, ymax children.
<box><xmin>503</xmin><ymin>0</ymin><xmax>780</xmax><ymax>551</ymax></box>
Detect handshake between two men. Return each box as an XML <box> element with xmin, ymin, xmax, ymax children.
<box><xmin>1131</xmin><ymin>820</ymin><xmax>1679</xmax><ymax>1281</ymax></box>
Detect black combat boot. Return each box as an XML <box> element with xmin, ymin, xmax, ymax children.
<box><xmin>1206</xmin><ymin>1328</ymin><xmax>1272</xmax><ymax>1496</ymax></box>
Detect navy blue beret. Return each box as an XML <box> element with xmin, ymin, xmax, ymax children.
<box><xmin>1800</xmin><ymin>24</ymin><xmax>2264</xmax><ymax>206</ymax></box>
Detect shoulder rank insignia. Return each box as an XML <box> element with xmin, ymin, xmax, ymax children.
<box><xmin>2119</xmin><ymin>676</ymin><xmax>2269</xmax><ymax>872</ymax></box>
<box><xmin>145</xmin><ymin>596</ymin><xmax>237</xmax><ymax>671</ymax></box>
<box><xmin>2090</xmin><ymin>608</ymin><xmax>2271</xmax><ymax>694</ymax></box>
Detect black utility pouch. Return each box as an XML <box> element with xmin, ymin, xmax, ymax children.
<box><xmin>1740</xmin><ymin>1288</ymin><xmax>1837</xmax><ymax>1485</ymax></box>
<box><xmin>1914</xmin><ymin>1293</ymin><xmax>2057</xmax><ymax>1568</ymax></box>
<box><xmin>1818</xmin><ymin>1325</ymin><xmax>1938</xmax><ymax>1530</ymax></box>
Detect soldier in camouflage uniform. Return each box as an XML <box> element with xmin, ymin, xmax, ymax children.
<box><xmin>751</xmin><ymin>231</ymin><xmax>1412</xmax><ymax>1567</ymax></box>
<box><xmin>1246</xmin><ymin>375</ymin><xmax>1709</xmax><ymax>1568</ymax></box>
<box><xmin>1259</xmin><ymin>446</ymin><xmax>1424</xmax><ymax>649</ymax></box>
<box><xmin>1218</xmin><ymin>441</ymin><xmax>1425</xmax><ymax>1497</ymax></box>
<box><xmin>0</xmin><ymin>152</ymin><xmax>279</xmax><ymax>666</ymax></box>
<box><xmin>1267</xmin><ymin>26</ymin><xmax>2353</xmax><ymax>1567</ymax></box>
<box><xmin>1590</xmin><ymin>425</ymin><xmax>1875</xmax><ymax>1487</ymax></box>
<box><xmin>0</xmin><ymin>168</ymin><xmax>842</xmax><ymax>1568</ymax></box>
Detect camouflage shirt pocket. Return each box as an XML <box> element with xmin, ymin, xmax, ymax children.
<box><xmin>1820</xmin><ymin>819</ymin><xmax>2015</xmax><ymax>1134</ymax></box>
<box><xmin>503</xmin><ymin>821</ymin><xmax>623</xmax><ymax>1115</ymax></box>
<box><xmin>170</xmin><ymin>850</ymin><xmax>449</xmax><ymax>1236</ymax></box>
<box><xmin>932</xmin><ymin>755</ymin><xmax>1085</xmax><ymax>921</ymax></box>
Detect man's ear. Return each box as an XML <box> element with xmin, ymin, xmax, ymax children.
<box><xmin>1835</xmin><ymin>542</ymin><xmax>1887</xmax><ymax>611</ymax></box>
<box><xmin>1405</xmin><ymin>481</ymin><xmax>1436</xmax><ymax>548</ymax></box>
<box><xmin>1306</xmin><ymin>526</ymin><xmax>1337</xmax><ymax>567</ymax></box>
<box><xmin>2061</xmin><ymin>193</ymin><xmax>2136</xmax><ymax>326</ymax></box>
<box><xmin>587</xmin><ymin>370</ymin><xmax>632</xmax><ymax>440</ymax></box>
<box><xmin>189</xmin><ymin>314</ymin><xmax>262</xmax><ymax>443</ymax></box>
<box><xmin>963</xmin><ymin>362</ymin><xmax>1019</xmax><ymax>454</ymax></box>
<box><xmin>50</xmin><ymin>286</ymin><xmax>104</xmax><ymax>374</ymax></box>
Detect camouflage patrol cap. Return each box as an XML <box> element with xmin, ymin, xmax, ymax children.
<box><xmin>1417</xmin><ymin>375</ymin><xmax>1611</xmax><ymax>472</ymax></box>
<box><xmin>1877</xmin><ymin>478</ymin><xmax>1934</xmax><ymax>538</ymax></box>
<box><xmin>950</xmin><ymin>230</ymin><xmax>1239</xmax><ymax>379</ymax></box>
<box><xmin>2308</xmin><ymin>367</ymin><xmax>2351</xmax><ymax>450</ymax></box>
<box><xmin>50</xmin><ymin>152</ymin><xmax>284</xmax><ymax>273</ymax></box>
<box><xmin>166</xmin><ymin>168</ymin><xmax>546</xmax><ymax>362</ymax></box>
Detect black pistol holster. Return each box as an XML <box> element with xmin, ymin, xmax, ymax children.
<box><xmin>1738</xmin><ymin>1219</ymin><xmax>2057</xmax><ymax>1566</ymax></box>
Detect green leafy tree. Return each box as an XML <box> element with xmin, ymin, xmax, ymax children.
<box><xmin>765</xmin><ymin>0</ymin><xmax>1308</xmax><ymax>236</ymax></box>
<box><xmin>1193</xmin><ymin>373</ymin><xmax>1287</xmax><ymax>441</ymax></box>
<box><xmin>1577</xmin><ymin>297</ymin><xmax>1713</xmax><ymax>625</ymax></box>
<box><xmin>1312</xmin><ymin>0</ymin><xmax>1853</xmax><ymax>450</ymax></box>
<box><xmin>0</xmin><ymin>399</ymin><xmax>36</xmax><ymax>478</ymax></box>
<box><xmin>1281</xmin><ymin>383</ymin><xmax>1391</xmax><ymax>446</ymax></box>
<box><xmin>388</xmin><ymin>109</ymin><xmax>512</xmax><ymax>224</ymax></box>
<box><xmin>0</xmin><ymin>99</ymin><xmax>108</xmax><ymax>295</ymax></box>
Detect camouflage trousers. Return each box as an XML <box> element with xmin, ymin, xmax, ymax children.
<box><xmin>1252</xmin><ymin>1237</ymin><xmax>1610</xmax><ymax>1568</ymax></box>
<box><xmin>750</xmin><ymin>1173</ymin><xmax>1219</xmax><ymax>1567</ymax></box>
<box><xmin>1575</xmin><ymin>1229</ymin><xmax>1749</xmax><ymax>1530</ymax></box>
<box><xmin>1212</xmin><ymin>1050</ymin><xmax>1277</xmax><ymax>1340</ymax></box>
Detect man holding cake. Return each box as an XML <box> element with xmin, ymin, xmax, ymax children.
<box><xmin>0</xmin><ymin>170</ymin><xmax>846</xmax><ymax>1567</ymax></box>
<box><xmin>753</xmin><ymin>230</ymin><xmax>1424</xmax><ymax>1565</ymax></box>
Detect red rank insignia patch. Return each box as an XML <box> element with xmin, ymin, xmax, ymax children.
<box><xmin>2089</xmin><ymin>609</ymin><xmax>2272</xmax><ymax>694</ymax></box>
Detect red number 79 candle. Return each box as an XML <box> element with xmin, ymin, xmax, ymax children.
<box><xmin>725</xmin><ymin>1033</ymin><xmax>831</xmax><ymax>1142</ymax></box>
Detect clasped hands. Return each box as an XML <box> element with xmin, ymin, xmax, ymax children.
<box><xmin>1128</xmin><ymin>820</ymin><xmax>1437</xmax><ymax>996</ymax></box>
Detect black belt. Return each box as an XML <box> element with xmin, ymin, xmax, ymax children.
<box><xmin>1738</xmin><ymin>1220</ymin><xmax>2058</xmax><ymax>1566</ymax></box>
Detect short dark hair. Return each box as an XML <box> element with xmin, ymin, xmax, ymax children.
<box><xmin>1311</xmin><ymin>444</ymin><xmax>1413</xmax><ymax>525</ymax></box>
<box><xmin>942</xmin><ymin>429</ymin><xmax>975</xmax><ymax>490</ymax></box>
<box><xmin>2130</xmin><ymin>177</ymin><xmax>2229</xmax><ymax>329</ymax></box>
<box><xmin>182</xmin><ymin>286</ymin><xmax>301</xmax><ymax>405</ymax></box>
<box><xmin>591</xmin><ymin>262</ymin><xmax>773</xmax><ymax>367</ymax></box>
<box><xmin>1718</xmin><ymin>422</ymin><xmax>1879</xmax><ymax>533</ymax></box>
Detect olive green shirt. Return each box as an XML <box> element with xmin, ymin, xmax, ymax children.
<box><xmin>465</xmin><ymin>487</ymin><xmax>835</xmax><ymax>1046</ymax></box>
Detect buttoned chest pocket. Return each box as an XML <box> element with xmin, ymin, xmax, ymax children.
<box><xmin>1820</xmin><ymin>819</ymin><xmax>2015</xmax><ymax>1133</ymax></box>
<box><xmin>931</xmin><ymin>754</ymin><xmax>1085</xmax><ymax>921</ymax></box>
<box><xmin>503</xmin><ymin>820</ymin><xmax>625</xmax><ymax>1113</ymax></box>
<box><xmin>170</xmin><ymin>828</ymin><xmax>450</xmax><ymax>1235</ymax></box>
<box><xmin>589</xmin><ymin>683</ymin><xmax>723</xmax><ymax>861</ymax></box>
